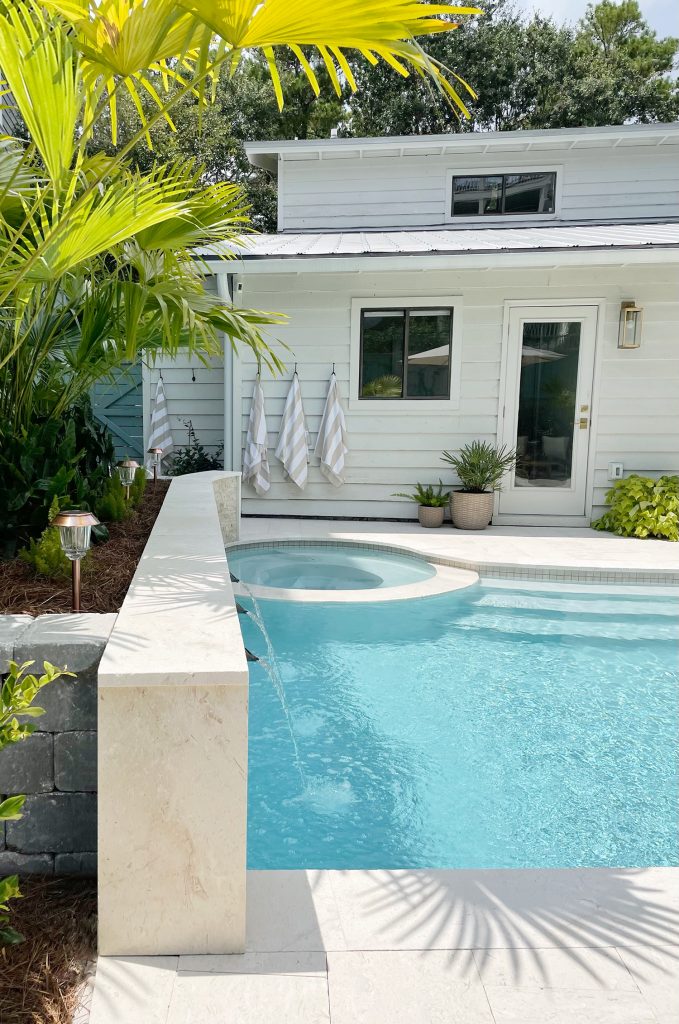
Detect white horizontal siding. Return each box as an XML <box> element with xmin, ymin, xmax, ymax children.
<box><xmin>590</xmin><ymin>277</ymin><xmax>679</xmax><ymax>515</ymax></box>
<box><xmin>234</xmin><ymin>263</ymin><xmax>679</xmax><ymax>521</ymax></box>
<box><xmin>145</xmin><ymin>353</ymin><xmax>225</xmax><ymax>459</ymax></box>
<box><xmin>279</xmin><ymin>145</ymin><xmax>679</xmax><ymax>230</ymax></box>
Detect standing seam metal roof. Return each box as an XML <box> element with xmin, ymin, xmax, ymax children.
<box><xmin>222</xmin><ymin>223</ymin><xmax>679</xmax><ymax>260</ymax></box>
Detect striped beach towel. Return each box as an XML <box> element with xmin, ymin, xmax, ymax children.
<box><xmin>243</xmin><ymin>377</ymin><xmax>270</xmax><ymax>495</ymax></box>
<box><xmin>315</xmin><ymin>374</ymin><xmax>348</xmax><ymax>487</ymax></box>
<box><xmin>275</xmin><ymin>373</ymin><xmax>309</xmax><ymax>489</ymax></box>
<box><xmin>147</xmin><ymin>375</ymin><xmax>173</xmax><ymax>468</ymax></box>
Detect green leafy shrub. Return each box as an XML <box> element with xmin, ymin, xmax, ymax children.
<box><xmin>393</xmin><ymin>481</ymin><xmax>449</xmax><ymax>507</ymax></box>
<box><xmin>18</xmin><ymin>498</ymin><xmax>70</xmax><ymax>578</ymax></box>
<box><xmin>0</xmin><ymin>397</ymin><xmax>116</xmax><ymax>556</ymax></box>
<box><xmin>593</xmin><ymin>475</ymin><xmax>679</xmax><ymax>541</ymax></box>
<box><xmin>441</xmin><ymin>441</ymin><xmax>516</xmax><ymax>493</ymax></box>
<box><xmin>1</xmin><ymin>659</ymin><xmax>72</xmax><ymax>945</ymax></box>
<box><xmin>95</xmin><ymin>475</ymin><xmax>128</xmax><ymax>523</ymax></box>
<box><xmin>129</xmin><ymin>466</ymin><xmax>147</xmax><ymax>507</ymax></box>
<box><xmin>169</xmin><ymin>422</ymin><xmax>223</xmax><ymax>476</ymax></box>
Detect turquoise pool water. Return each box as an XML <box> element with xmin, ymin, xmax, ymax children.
<box><xmin>240</xmin><ymin>581</ymin><xmax>679</xmax><ymax>870</ymax></box>
<box><xmin>228</xmin><ymin>543</ymin><xmax>435</xmax><ymax>590</ymax></box>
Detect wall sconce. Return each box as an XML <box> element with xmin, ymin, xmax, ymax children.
<box><xmin>618</xmin><ymin>301</ymin><xmax>643</xmax><ymax>349</ymax></box>
<box><xmin>117</xmin><ymin>459</ymin><xmax>139</xmax><ymax>500</ymax></box>
<box><xmin>52</xmin><ymin>510</ymin><xmax>99</xmax><ymax>613</ymax></box>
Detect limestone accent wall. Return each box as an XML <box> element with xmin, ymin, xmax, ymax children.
<box><xmin>0</xmin><ymin>613</ymin><xmax>116</xmax><ymax>876</ymax></box>
<box><xmin>97</xmin><ymin>471</ymin><xmax>248</xmax><ymax>956</ymax></box>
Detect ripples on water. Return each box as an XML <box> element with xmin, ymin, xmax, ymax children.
<box><xmin>239</xmin><ymin>581</ymin><xmax>679</xmax><ymax>870</ymax></box>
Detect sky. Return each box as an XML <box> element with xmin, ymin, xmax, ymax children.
<box><xmin>528</xmin><ymin>0</ymin><xmax>679</xmax><ymax>37</ymax></box>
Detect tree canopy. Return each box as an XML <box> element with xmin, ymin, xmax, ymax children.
<box><xmin>100</xmin><ymin>0</ymin><xmax>677</xmax><ymax>231</ymax></box>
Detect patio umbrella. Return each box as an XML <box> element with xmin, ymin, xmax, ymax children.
<box><xmin>407</xmin><ymin>344</ymin><xmax>449</xmax><ymax>366</ymax></box>
<box><xmin>242</xmin><ymin>376</ymin><xmax>270</xmax><ymax>495</ymax></box>
<box><xmin>147</xmin><ymin>375</ymin><xmax>173</xmax><ymax>468</ymax></box>
<box><xmin>315</xmin><ymin>372</ymin><xmax>348</xmax><ymax>487</ymax></box>
<box><xmin>275</xmin><ymin>371</ymin><xmax>309</xmax><ymax>489</ymax></box>
<box><xmin>521</xmin><ymin>346</ymin><xmax>566</xmax><ymax>365</ymax></box>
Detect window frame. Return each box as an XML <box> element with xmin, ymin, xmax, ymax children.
<box><xmin>445</xmin><ymin>165</ymin><xmax>563</xmax><ymax>225</ymax></box>
<box><xmin>358</xmin><ymin>306</ymin><xmax>454</xmax><ymax>402</ymax></box>
<box><xmin>350</xmin><ymin>296</ymin><xmax>463</xmax><ymax>413</ymax></box>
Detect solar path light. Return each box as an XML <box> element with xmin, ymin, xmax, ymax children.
<box><xmin>52</xmin><ymin>510</ymin><xmax>99</xmax><ymax>613</ymax></box>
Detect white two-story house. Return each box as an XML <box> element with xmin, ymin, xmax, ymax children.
<box><xmin>145</xmin><ymin>122</ymin><xmax>679</xmax><ymax>526</ymax></box>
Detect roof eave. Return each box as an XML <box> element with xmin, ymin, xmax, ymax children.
<box><xmin>203</xmin><ymin>244</ymin><xmax>679</xmax><ymax>274</ymax></box>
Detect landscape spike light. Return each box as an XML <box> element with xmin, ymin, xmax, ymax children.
<box><xmin>52</xmin><ymin>510</ymin><xmax>99</xmax><ymax>613</ymax></box>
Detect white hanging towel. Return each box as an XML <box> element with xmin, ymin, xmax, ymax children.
<box><xmin>315</xmin><ymin>374</ymin><xmax>348</xmax><ymax>487</ymax></box>
<box><xmin>242</xmin><ymin>376</ymin><xmax>270</xmax><ymax>495</ymax></box>
<box><xmin>146</xmin><ymin>375</ymin><xmax>173</xmax><ymax>468</ymax></box>
<box><xmin>275</xmin><ymin>373</ymin><xmax>309</xmax><ymax>489</ymax></box>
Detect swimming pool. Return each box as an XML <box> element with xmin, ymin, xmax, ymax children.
<box><xmin>238</xmin><ymin>564</ymin><xmax>679</xmax><ymax>871</ymax></box>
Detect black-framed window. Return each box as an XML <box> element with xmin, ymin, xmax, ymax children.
<box><xmin>451</xmin><ymin>172</ymin><xmax>556</xmax><ymax>217</ymax></box>
<box><xmin>359</xmin><ymin>308</ymin><xmax>453</xmax><ymax>400</ymax></box>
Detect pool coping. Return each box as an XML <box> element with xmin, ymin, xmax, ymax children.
<box><xmin>226</xmin><ymin>537</ymin><xmax>679</xmax><ymax>588</ymax></box>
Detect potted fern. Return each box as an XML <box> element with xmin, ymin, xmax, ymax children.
<box><xmin>393</xmin><ymin>481</ymin><xmax>449</xmax><ymax>528</ymax></box>
<box><xmin>441</xmin><ymin>442</ymin><xmax>516</xmax><ymax>530</ymax></box>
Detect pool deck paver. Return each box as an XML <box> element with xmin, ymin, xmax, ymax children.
<box><xmin>88</xmin><ymin>866</ymin><xmax>679</xmax><ymax>1024</ymax></box>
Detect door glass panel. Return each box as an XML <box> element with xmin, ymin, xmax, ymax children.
<box><xmin>514</xmin><ymin>321</ymin><xmax>581</xmax><ymax>488</ymax></box>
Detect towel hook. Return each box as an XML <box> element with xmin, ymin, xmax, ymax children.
<box><xmin>191</xmin><ymin>367</ymin><xmax>196</xmax><ymax>382</ymax></box>
<box><xmin>331</xmin><ymin>362</ymin><xmax>335</xmax><ymax>376</ymax></box>
<box><xmin>293</xmin><ymin>362</ymin><xmax>298</xmax><ymax>377</ymax></box>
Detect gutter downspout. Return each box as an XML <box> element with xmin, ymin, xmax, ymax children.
<box><xmin>217</xmin><ymin>272</ymin><xmax>235</xmax><ymax>470</ymax></box>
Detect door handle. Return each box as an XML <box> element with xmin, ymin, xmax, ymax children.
<box><xmin>579</xmin><ymin>417</ymin><xmax>589</xmax><ymax>429</ymax></box>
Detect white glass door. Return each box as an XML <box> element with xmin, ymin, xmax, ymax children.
<box><xmin>499</xmin><ymin>305</ymin><xmax>598</xmax><ymax>516</ymax></box>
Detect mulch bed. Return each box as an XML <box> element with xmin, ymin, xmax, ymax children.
<box><xmin>0</xmin><ymin>878</ymin><xmax>97</xmax><ymax>1024</ymax></box>
<box><xmin>0</xmin><ymin>480</ymin><xmax>170</xmax><ymax>616</ymax></box>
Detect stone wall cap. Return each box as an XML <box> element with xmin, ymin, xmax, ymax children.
<box><xmin>99</xmin><ymin>472</ymin><xmax>248</xmax><ymax>688</ymax></box>
<box><xmin>22</xmin><ymin>613</ymin><xmax>117</xmax><ymax>643</ymax></box>
<box><xmin>0</xmin><ymin>614</ymin><xmax>35</xmax><ymax>672</ymax></box>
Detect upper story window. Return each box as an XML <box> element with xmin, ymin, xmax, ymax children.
<box><xmin>359</xmin><ymin>308</ymin><xmax>452</xmax><ymax>400</ymax></box>
<box><xmin>451</xmin><ymin>172</ymin><xmax>556</xmax><ymax>217</ymax></box>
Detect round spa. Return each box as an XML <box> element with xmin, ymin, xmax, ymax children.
<box><xmin>228</xmin><ymin>543</ymin><xmax>436</xmax><ymax>592</ymax></box>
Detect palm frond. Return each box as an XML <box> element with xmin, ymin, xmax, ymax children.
<box><xmin>0</xmin><ymin>2</ymin><xmax>82</xmax><ymax>188</ymax></box>
<box><xmin>46</xmin><ymin>0</ymin><xmax>481</xmax><ymax>120</ymax></box>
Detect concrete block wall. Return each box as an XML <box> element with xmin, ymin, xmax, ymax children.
<box><xmin>0</xmin><ymin>613</ymin><xmax>116</xmax><ymax>876</ymax></box>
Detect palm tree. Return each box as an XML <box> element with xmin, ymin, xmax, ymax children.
<box><xmin>0</xmin><ymin>0</ymin><xmax>479</xmax><ymax>425</ymax></box>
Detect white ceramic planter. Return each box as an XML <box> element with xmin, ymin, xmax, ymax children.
<box><xmin>450</xmin><ymin>491</ymin><xmax>494</xmax><ymax>530</ymax></box>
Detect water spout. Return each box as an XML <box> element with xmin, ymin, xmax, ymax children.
<box><xmin>236</xmin><ymin>602</ymin><xmax>249</xmax><ymax>616</ymax></box>
<box><xmin>239</xmin><ymin>584</ymin><xmax>306</xmax><ymax>788</ymax></box>
<box><xmin>245</xmin><ymin>647</ymin><xmax>259</xmax><ymax>662</ymax></box>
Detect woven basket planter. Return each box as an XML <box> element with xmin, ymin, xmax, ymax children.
<box><xmin>418</xmin><ymin>505</ymin><xmax>445</xmax><ymax>529</ymax></box>
<box><xmin>450</xmin><ymin>491</ymin><xmax>494</xmax><ymax>531</ymax></box>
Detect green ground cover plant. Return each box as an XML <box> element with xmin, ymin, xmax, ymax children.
<box><xmin>593</xmin><ymin>475</ymin><xmax>679</xmax><ymax>540</ymax></box>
